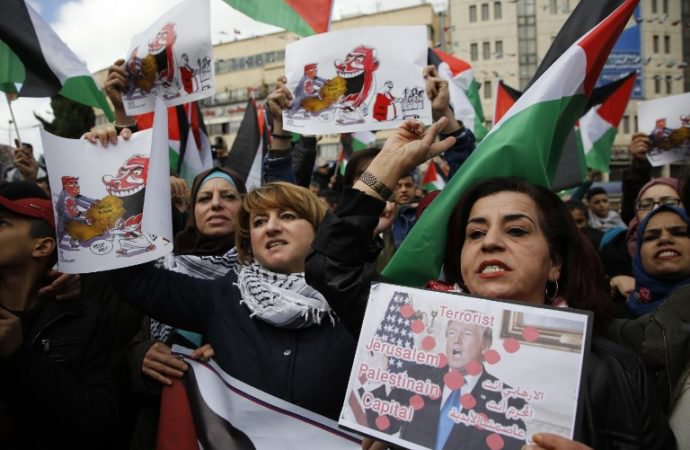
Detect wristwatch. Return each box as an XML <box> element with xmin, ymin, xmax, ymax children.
<box><xmin>359</xmin><ymin>170</ymin><xmax>393</xmax><ymax>200</ymax></box>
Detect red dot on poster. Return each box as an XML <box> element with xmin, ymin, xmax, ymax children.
<box><xmin>375</xmin><ymin>415</ymin><xmax>390</xmax><ymax>431</ymax></box>
<box><xmin>400</xmin><ymin>304</ymin><xmax>415</xmax><ymax>319</ymax></box>
<box><xmin>466</xmin><ymin>360</ymin><xmax>482</xmax><ymax>376</ymax></box>
<box><xmin>443</xmin><ymin>370</ymin><xmax>465</xmax><ymax>390</ymax></box>
<box><xmin>483</xmin><ymin>349</ymin><xmax>501</xmax><ymax>365</ymax></box>
<box><xmin>410</xmin><ymin>395</ymin><xmax>425</xmax><ymax>410</ymax></box>
<box><xmin>486</xmin><ymin>433</ymin><xmax>505</xmax><ymax>450</ymax></box>
<box><xmin>460</xmin><ymin>393</ymin><xmax>477</xmax><ymax>410</ymax></box>
<box><xmin>503</xmin><ymin>337</ymin><xmax>520</xmax><ymax>353</ymax></box>
<box><xmin>522</xmin><ymin>326</ymin><xmax>540</xmax><ymax>342</ymax></box>
<box><xmin>437</xmin><ymin>352</ymin><xmax>448</xmax><ymax>368</ymax></box>
<box><xmin>421</xmin><ymin>336</ymin><xmax>436</xmax><ymax>351</ymax></box>
<box><xmin>411</xmin><ymin>320</ymin><xmax>425</xmax><ymax>334</ymax></box>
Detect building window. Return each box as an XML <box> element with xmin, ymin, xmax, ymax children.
<box><xmin>654</xmin><ymin>77</ymin><xmax>661</xmax><ymax>94</ymax></box>
<box><xmin>470</xmin><ymin>43</ymin><xmax>479</xmax><ymax>61</ymax></box>
<box><xmin>666</xmin><ymin>76</ymin><xmax>672</xmax><ymax>94</ymax></box>
<box><xmin>495</xmin><ymin>40</ymin><xmax>503</xmax><ymax>58</ymax></box>
<box><xmin>483</xmin><ymin>41</ymin><xmax>491</xmax><ymax>59</ymax></box>
<box><xmin>653</xmin><ymin>35</ymin><xmax>659</xmax><ymax>53</ymax></box>
<box><xmin>483</xmin><ymin>80</ymin><xmax>492</xmax><ymax>99</ymax></box>
<box><xmin>662</xmin><ymin>0</ymin><xmax>668</xmax><ymax>14</ymax></box>
<box><xmin>469</xmin><ymin>5</ymin><xmax>477</xmax><ymax>22</ymax></box>
<box><xmin>664</xmin><ymin>35</ymin><xmax>670</xmax><ymax>53</ymax></box>
<box><xmin>634</xmin><ymin>115</ymin><xmax>638</xmax><ymax>132</ymax></box>
<box><xmin>549</xmin><ymin>0</ymin><xmax>557</xmax><ymax>14</ymax></box>
<box><xmin>622</xmin><ymin>115</ymin><xmax>630</xmax><ymax>134</ymax></box>
<box><xmin>494</xmin><ymin>1</ymin><xmax>502</xmax><ymax>19</ymax></box>
<box><xmin>652</xmin><ymin>0</ymin><xmax>658</xmax><ymax>14</ymax></box>
<box><xmin>481</xmin><ymin>3</ymin><xmax>490</xmax><ymax>20</ymax></box>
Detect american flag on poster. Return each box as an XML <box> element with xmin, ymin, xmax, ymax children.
<box><xmin>373</xmin><ymin>291</ymin><xmax>415</xmax><ymax>373</ymax></box>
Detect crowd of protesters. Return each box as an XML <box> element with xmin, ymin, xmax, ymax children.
<box><xmin>0</xmin><ymin>56</ymin><xmax>688</xmax><ymax>450</ymax></box>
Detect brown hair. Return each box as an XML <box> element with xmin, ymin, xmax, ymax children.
<box><xmin>236</xmin><ymin>182</ymin><xmax>326</xmax><ymax>265</ymax></box>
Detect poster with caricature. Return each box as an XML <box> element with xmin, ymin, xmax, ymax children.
<box><xmin>638</xmin><ymin>92</ymin><xmax>690</xmax><ymax>166</ymax></box>
<box><xmin>282</xmin><ymin>26</ymin><xmax>431</xmax><ymax>135</ymax></box>
<box><xmin>41</xmin><ymin>104</ymin><xmax>173</xmax><ymax>273</ymax></box>
<box><xmin>340</xmin><ymin>283</ymin><xmax>592</xmax><ymax>450</ymax></box>
<box><xmin>123</xmin><ymin>0</ymin><xmax>214</xmax><ymax>115</ymax></box>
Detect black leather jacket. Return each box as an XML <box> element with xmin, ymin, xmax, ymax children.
<box><xmin>0</xmin><ymin>298</ymin><xmax>118</xmax><ymax>450</ymax></box>
<box><xmin>306</xmin><ymin>188</ymin><xmax>677</xmax><ymax>449</ymax></box>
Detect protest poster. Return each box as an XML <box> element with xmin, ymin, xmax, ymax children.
<box><xmin>637</xmin><ymin>92</ymin><xmax>690</xmax><ymax>167</ymax></box>
<box><xmin>282</xmin><ymin>26</ymin><xmax>431</xmax><ymax>135</ymax></box>
<box><xmin>340</xmin><ymin>283</ymin><xmax>592</xmax><ymax>450</ymax></box>
<box><xmin>164</xmin><ymin>345</ymin><xmax>362</xmax><ymax>449</ymax></box>
<box><xmin>42</xmin><ymin>99</ymin><xmax>173</xmax><ymax>273</ymax></box>
<box><xmin>123</xmin><ymin>0</ymin><xmax>214</xmax><ymax>115</ymax></box>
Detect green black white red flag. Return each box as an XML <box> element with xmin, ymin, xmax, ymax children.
<box><xmin>577</xmin><ymin>71</ymin><xmax>637</xmax><ymax>173</ymax></box>
<box><xmin>222</xmin><ymin>0</ymin><xmax>333</xmax><ymax>36</ymax></box>
<box><xmin>383</xmin><ymin>0</ymin><xmax>639</xmax><ymax>286</ymax></box>
<box><xmin>0</xmin><ymin>0</ymin><xmax>114</xmax><ymax>120</ymax></box>
<box><xmin>428</xmin><ymin>48</ymin><xmax>488</xmax><ymax>142</ymax></box>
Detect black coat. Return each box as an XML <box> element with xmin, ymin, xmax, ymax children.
<box><xmin>0</xmin><ymin>298</ymin><xmax>118</xmax><ymax>450</ymax></box>
<box><xmin>305</xmin><ymin>188</ymin><xmax>677</xmax><ymax>450</ymax></box>
<box><xmin>395</xmin><ymin>366</ymin><xmax>526</xmax><ymax>450</ymax></box>
<box><xmin>109</xmin><ymin>264</ymin><xmax>357</xmax><ymax>420</ymax></box>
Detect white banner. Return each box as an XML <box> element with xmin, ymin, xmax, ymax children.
<box><xmin>170</xmin><ymin>346</ymin><xmax>362</xmax><ymax>450</ymax></box>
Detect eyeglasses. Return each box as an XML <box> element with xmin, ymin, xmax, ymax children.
<box><xmin>636</xmin><ymin>197</ymin><xmax>681</xmax><ymax>211</ymax></box>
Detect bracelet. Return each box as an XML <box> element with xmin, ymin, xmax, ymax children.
<box><xmin>358</xmin><ymin>170</ymin><xmax>393</xmax><ymax>200</ymax></box>
<box><xmin>272</xmin><ymin>133</ymin><xmax>292</xmax><ymax>140</ymax></box>
<box><xmin>113</xmin><ymin>120</ymin><xmax>137</xmax><ymax>130</ymax></box>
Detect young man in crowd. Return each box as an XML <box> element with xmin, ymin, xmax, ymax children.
<box><xmin>0</xmin><ymin>181</ymin><xmax>117</xmax><ymax>450</ymax></box>
<box><xmin>586</xmin><ymin>186</ymin><xmax>626</xmax><ymax>232</ymax></box>
<box><xmin>392</xmin><ymin>171</ymin><xmax>419</xmax><ymax>249</ymax></box>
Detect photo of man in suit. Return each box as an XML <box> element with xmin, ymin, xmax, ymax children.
<box><xmin>395</xmin><ymin>319</ymin><xmax>527</xmax><ymax>450</ymax></box>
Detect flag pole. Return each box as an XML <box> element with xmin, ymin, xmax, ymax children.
<box><xmin>5</xmin><ymin>93</ymin><xmax>22</xmax><ymax>146</ymax></box>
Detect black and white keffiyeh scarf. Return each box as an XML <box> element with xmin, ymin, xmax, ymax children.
<box><xmin>236</xmin><ymin>262</ymin><xmax>336</xmax><ymax>329</ymax></box>
<box><xmin>150</xmin><ymin>249</ymin><xmax>238</xmax><ymax>342</ymax></box>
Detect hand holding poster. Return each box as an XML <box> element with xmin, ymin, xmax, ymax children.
<box><xmin>340</xmin><ymin>283</ymin><xmax>592</xmax><ymax>450</ymax></box>
<box><xmin>41</xmin><ymin>99</ymin><xmax>173</xmax><ymax>273</ymax></box>
<box><xmin>637</xmin><ymin>92</ymin><xmax>690</xmax><ymax>167</ymax></box>
<box><xmin>283</xmin><ymin>26</ymin><xmax>431</xmax><ymax>135</ymax></box>
<box><xmin>123</xmin><ymin>0</ymin><xmax>214</xmax><ymax>115</ymax></box>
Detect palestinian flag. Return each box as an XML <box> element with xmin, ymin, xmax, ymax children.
<box><xmin>222</xmin><ymin>0</ymin><xmax>333</xmax><ymax>36</ymax></box>
<box><xmin>493</xmin><ymin>80</ymin><xmax>520</xmax><ymax>125</ymax></box>
<box><xmin>0</xmin><ymin>0</ymin><xmax>114</xmax><ymax>120</ymax></box>
<box><xmin>157</xmin><ymin>347</ymin><xmax>361</xmax><ymax>450</ymax></box>
<box><xmin>383</xmin><ymin>0</ymin><xmax>639</xmax><ymax>286</ymax></box>
<box><xmin>577</xmin><ymin>71</ymin><xmax>637</xmax><ymax>172</ymax></box>
<box><xmin>337</xmin><ymin>131</ymin><xmax>376</xmax><ymax>176</ymax></box>
<box><xmin>136</xmin><ymin>101</ymin><xmax>212</xmax><ymax>181</ymax></box>
<box><xmin>422</xmin><ymin>162</ymin><xmax>446</xmax><ymax>192</ymax></box>
<box><xmin>226</xmin><ymin>98</ymin><xmax>268</xmax><ymax>191</ymax></box>
<box><xmin>428</xmin><ymin>48</ymin><xmax>488</xmax><ymax>142</ymax></box>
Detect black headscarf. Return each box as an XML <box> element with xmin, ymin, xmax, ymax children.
<box><xmin>174</xmin><ymin>167</ymin><xmax>246</xmax><ymax>256</ymax></box>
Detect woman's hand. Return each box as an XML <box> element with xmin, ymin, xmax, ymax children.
<box><xmin>191</xmin><ymin>343</ymin><xmax>215</xmax><ymax>361</ymax></box>
<box><xmin>610</xmin><ymin>275</ymin><xmax>635</xmax><ymax>298</ymax></box>
<box><xmin>523</xmin><ymin>433</ymin><xmax>593</xmax><ymax>450</ymax></box>
<box><xmin>142</xmin><ymin>341</ymin><xmax>189</xmax><ymax>386</ymax></box>
<box><xmin>423</xmin><ymin>65</ymin><xmax>461</xmax><ymax>134</ymax></box>
<box><xmin>628</xmin><ymin>132</ymin><xmax>651</xmax><ymax>161</ymax></box>
<box><xmin>83</xmin><ymin>124</ymin><xmax>132</xmax><ymax>147</ymax></box>
<box><xmin>354</xmin><ymin>117</ymin><xmax>456</xmax><ymax>200</ymax></box>
<box><xmin>362</xmin><ymin>438</ymin><xmax>388</xmax><ymax>450</ymax></box>
<box><xmin>38</xmin><ymin>271</ymin><xmax>81</xmax><ymax>300</ymax></box>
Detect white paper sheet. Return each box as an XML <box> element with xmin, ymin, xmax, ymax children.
<box><xmin>638</xmin><ymin>92</ymin><xmax>690</xmax><ymax>166</ymax></box>
<box><xmin>123</xmin><ymin>0</ymin><xmax>214</xmax><ymax>115</ymax></box>
<box><xmin>283</xmin><ymin>26</ymin><xmax>431</xmax><ymax>135</ymax></box>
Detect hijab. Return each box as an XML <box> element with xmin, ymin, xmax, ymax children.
<box><xmin>173</xmin><ymin>167</ymin><xmax>246</xmax><ymax>256</ymax></box>
<box><xmin>627</xmin><ymin>204</ymin><xmax>690</xmax><ymax>317</ymax></box>
<box><xmin>625</xmin><ymin>177</ymin><xmax>681</xmax><ymax>257</ymax></box>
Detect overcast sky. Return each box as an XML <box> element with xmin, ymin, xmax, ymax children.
<box><xmin>0</xmin><ymin>0</ymin><xmax>435</xmax><ymax>155</ymax></box>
